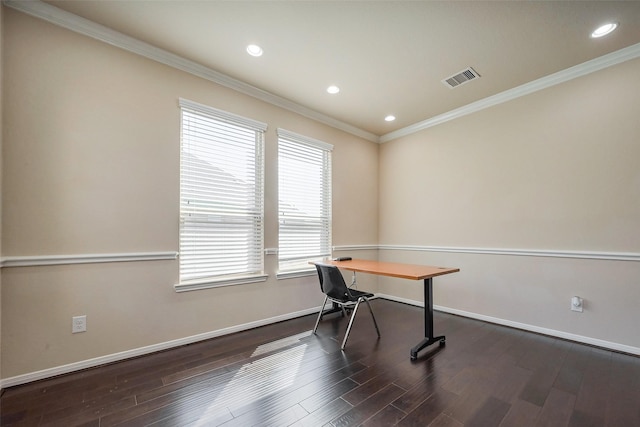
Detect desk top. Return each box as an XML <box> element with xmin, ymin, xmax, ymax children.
<box><xmin>314</xmin><ymin>259</ymin><xmax>459</xmax><ymax>281</ymax></box>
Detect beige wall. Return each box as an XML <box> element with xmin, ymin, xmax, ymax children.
<box><xmin>379</xmin><ymin>57</ymin><xmax>640</xmax><ymax>350</ymax></box>
<box><xmin>0</xmin><ymin>2</ymin><xmax>4</xmax><ymax>381</ymax></box>
<box><xmin>1</xmin><ymin>9</ymin><xmax>378</xmax><ymax>379</ymax></box>
<box><xmin>3</xmin><ymin>3</ymin><xmax>640</xmax><ymax>384</ymax></box>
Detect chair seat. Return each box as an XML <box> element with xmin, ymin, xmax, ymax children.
<box><xmin>328</xmin><ymin>288</ymin><xmax>374</xmax><ymax>304</ymax></box>
<box><xmin>313</xmin><ymin>263</ymin><xmax>380</xmax><ymax>350</ymax></box>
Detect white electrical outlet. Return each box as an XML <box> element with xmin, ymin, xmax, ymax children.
<box><xmin>571</xmin><ymin>296</ymin><xmax>583</xmax><ymax>313</ymax></box>
<box><xmin>72</xmin><ymin>315</ymin><xmax>87</xmax><ymax>333</ymax></box>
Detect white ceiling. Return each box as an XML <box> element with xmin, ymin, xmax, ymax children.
<box><xmin>42</xmin><ymin>1</ymin><xmax>640</xmax><ymax>139</ymax></box>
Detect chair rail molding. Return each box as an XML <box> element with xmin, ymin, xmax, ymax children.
<box><xmin>377</xmin><ymin>244</ymin><xmax>640</xmax><ymax>262</ymax></box>
<box><xmin>4</xmin><ymin>246</ymin><xmax>633</xmax><ymax>268</ymax></box>
<box><xmin>0</xmin><ymin>251</ymin><xmax>178</xmax><ymax>268</ymax></box>
<box><xmin>334</xmin><ymin>244</ymin><xmax>640</xmax><ymax>262</ymax></box>
<box><xmin>332</xmin><ymin>245</ymin><xmax>379</xmax><ymax>252</ymax></box>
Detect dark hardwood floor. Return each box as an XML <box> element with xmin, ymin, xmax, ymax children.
<box><xmin>2</xmin><ymin>299</ymin><xmax>640</xmax><ymax>426</ymax></box>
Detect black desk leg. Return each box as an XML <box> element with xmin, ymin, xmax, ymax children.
<box><xmin>410</xmin><ymin>278</ymin><xmax>445</xmax><ymax>360</ymax></box>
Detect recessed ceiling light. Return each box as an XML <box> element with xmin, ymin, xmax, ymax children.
<box><xmin>384</xmin><ymin>115</ymin><xmax>396</xmax><ymax>122</ymax></box>
<box><xmin>246</xmin><ymin>44</ymin><xmax>263</xmax><ymax>57</ymax></box>
<box><xmin>327</xmin><ymin>85</ymin><xmax>340</xmax><ymax>94</ymax></box>
<box><xmin>591</xmin><ymin>22</ymin><xmax>618</xmax><ymax>38</ymax></box>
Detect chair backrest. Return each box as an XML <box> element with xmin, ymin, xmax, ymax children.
<box><xmin>315</xmin><ymin>263</ymin><xmax>352</xmax><ymax>302</ymax></box>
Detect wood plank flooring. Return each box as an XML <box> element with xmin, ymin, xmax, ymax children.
<box><xmin>2</xmin><ymin>299</ymin><xmax>640</xmax><ymax>426</ymax></box>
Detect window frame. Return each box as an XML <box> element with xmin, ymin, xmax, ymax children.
<box><xmin>176</xmin><ymin>98</ymin><xmax>267</xmax><ymax>292</ymax></box>
<box><xmin>276</xmin><ymin>128</ymin><xmax>333</xmax><ymax>277</ymax></box>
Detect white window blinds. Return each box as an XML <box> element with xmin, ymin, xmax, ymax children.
<box><xmin>278</xmin><ymin>129</ymin><xmax>333</xmax><ymax>272</ymax></box>
<box><xmin>179</xmin><ymin>99</ymin><xmax>266</xmax><ymax>284</ymax></box>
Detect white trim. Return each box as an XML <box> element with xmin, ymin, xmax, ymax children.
<box><xmin>0</xmin><ymin>305</ymin><xmax>322</xmax><ymax>389</ymax></box>
<box><xmin>1</xmin><ymin>246</ymin><xmax>635</xmax><ymax>268</ymax></box>
<box><xmin>6</xmin><ymin>1</ymin><xmax>640</xmax><ymax>146</ymax></box>
<box><xmin>378</xmin><ymin>245</ymin><xmax>640</xmax><ymax>262</ymax></box>
<box><xmin>276</xmin><ymin>269</ymin><xmax>316</xmax><ymax>280</ymax></box>
<box><xmin>376</xmin><ymin>294</ymin><xmax>640</xmax><ymax>356</ymax></box>
<box><xmin>333</xmin><ymin>244</ymin><xmax>379</xmax><ymax>252</ymax></box>
<box><xmin>277</xmin><ymin>128</ymin><xmax>334</xmax><ymax>152</ymax></box>
<box><xmin>380</xmin><ymin>42</ymin><xmax>640</xmax><ymax>143</ymax></box>
<box><xmin>179</xmin><ymin>98</ymin><xmax>267</xmax><ymax>131</ymax></box>
<box><xmin>0</xmin><ymin>252</ymin><xmax>178</xmax><ymax>268</ymax></box>
<box><xmin>4</xmin><ymin>0</ymin><xmax>378</xmax><ymax>143</ymax></box>
<box><xmin>174</xmin><ymin>274</ymin><xmax>268</xmax><ymax>292</ymax></box>
<box><xmin>2</xmin><ymin>294</ymin><xmax>636</xmax><ymax>388</ymax></box>
<box><xmin>336</xmin><ymin>244</ymin><xmax>640</xmax><ymax>262</ymax></box>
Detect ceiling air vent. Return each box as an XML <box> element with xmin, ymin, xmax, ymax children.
<box><xmin>442</xmin><ymin>67</ymin><xmax>480</xmax><ymax>89</ymax></box>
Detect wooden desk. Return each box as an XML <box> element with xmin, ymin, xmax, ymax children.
<box><xmin>318</xmin><ymin>259</ymin><xmax>459</xmax><ymax>360</ymax></box>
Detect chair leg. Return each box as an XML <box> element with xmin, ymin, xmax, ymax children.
<box><xmin>341</xmin><ymin>300</ymin><xmax>362</xmax><ymax>350</ymax></box>
<box><xmin>363</xmin><ymin>298</ymin><xmax>381</xmax><ymax>337</ymax></box>
<box><xmin>313</xmin><ymin>295</ymin><xmax>329</xmax><ymax>334</ymax></box>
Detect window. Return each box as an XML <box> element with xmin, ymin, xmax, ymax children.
<box><xmin>178</xmin><ymin>98</ymin><xmax>266</xmax><ymax>290</ymax></box>
<box><xmin>277</xmin><ymin>129</ymin><xmax>333</xmax><ymax>274</ymax></box>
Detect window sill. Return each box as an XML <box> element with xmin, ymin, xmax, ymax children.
<box><xmin>174</xmin><ymin>273</ymin><xmax>268</xmax><ymax>293</ymax></box>
<box><xmin>276</xmin><ymin>268</ymin><xmax>316</xmax><ymax>280</ymax></box>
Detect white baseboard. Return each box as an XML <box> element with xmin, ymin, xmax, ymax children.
<box><xmin>4</xmin><ymin>295</ymin><xmax>638</xmax><ymax>389</ymax></box>
<box><xmin>0</xmin><ymin>306</ymin><xmax>321</xmax><ymax>389</ymax></box>
<box><xmin>376</xmin><ymin>293</ymin><xmax>640</xmax><ymax>356</ymax></box>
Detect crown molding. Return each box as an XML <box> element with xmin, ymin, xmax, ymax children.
<box><xmin>6</xmin><ymin>1</ymin><xmax>640</xmax><ymax>145</ymax></box>
<box><xmin>3</xmin><ymin>0</ymin><xmax>379</xmax><ymax>143</ymax></box>
<box><xmin>380</xmin><ymin>42</ymin><xmax>640</xmax><ymax>143</ymax></box>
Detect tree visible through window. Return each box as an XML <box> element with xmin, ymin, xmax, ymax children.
<box><xmin>278</xmin><ymin>129</ymin><xmax>332</xmax><ymax>272</ymax></box>
<box><xmin>179</xmin><ymin>99</ymin><xmax>266</xmax><ymax>286</ymax></box>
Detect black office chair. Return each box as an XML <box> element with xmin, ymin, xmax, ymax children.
<box><xmin>312</xmin><ymin>263</ymin><xmax>380</xmax><ymax>349</ymax></box>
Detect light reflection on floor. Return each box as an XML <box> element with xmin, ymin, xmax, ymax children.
<box><xmin>251</xmin><ymin>331</ymin><xmax>312</xmax><ymax>357</ymax></box>
<box><xmin>193</xmin><ymin>332</ymin><xmax>311</xmax><ymax>426</ymax></box>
